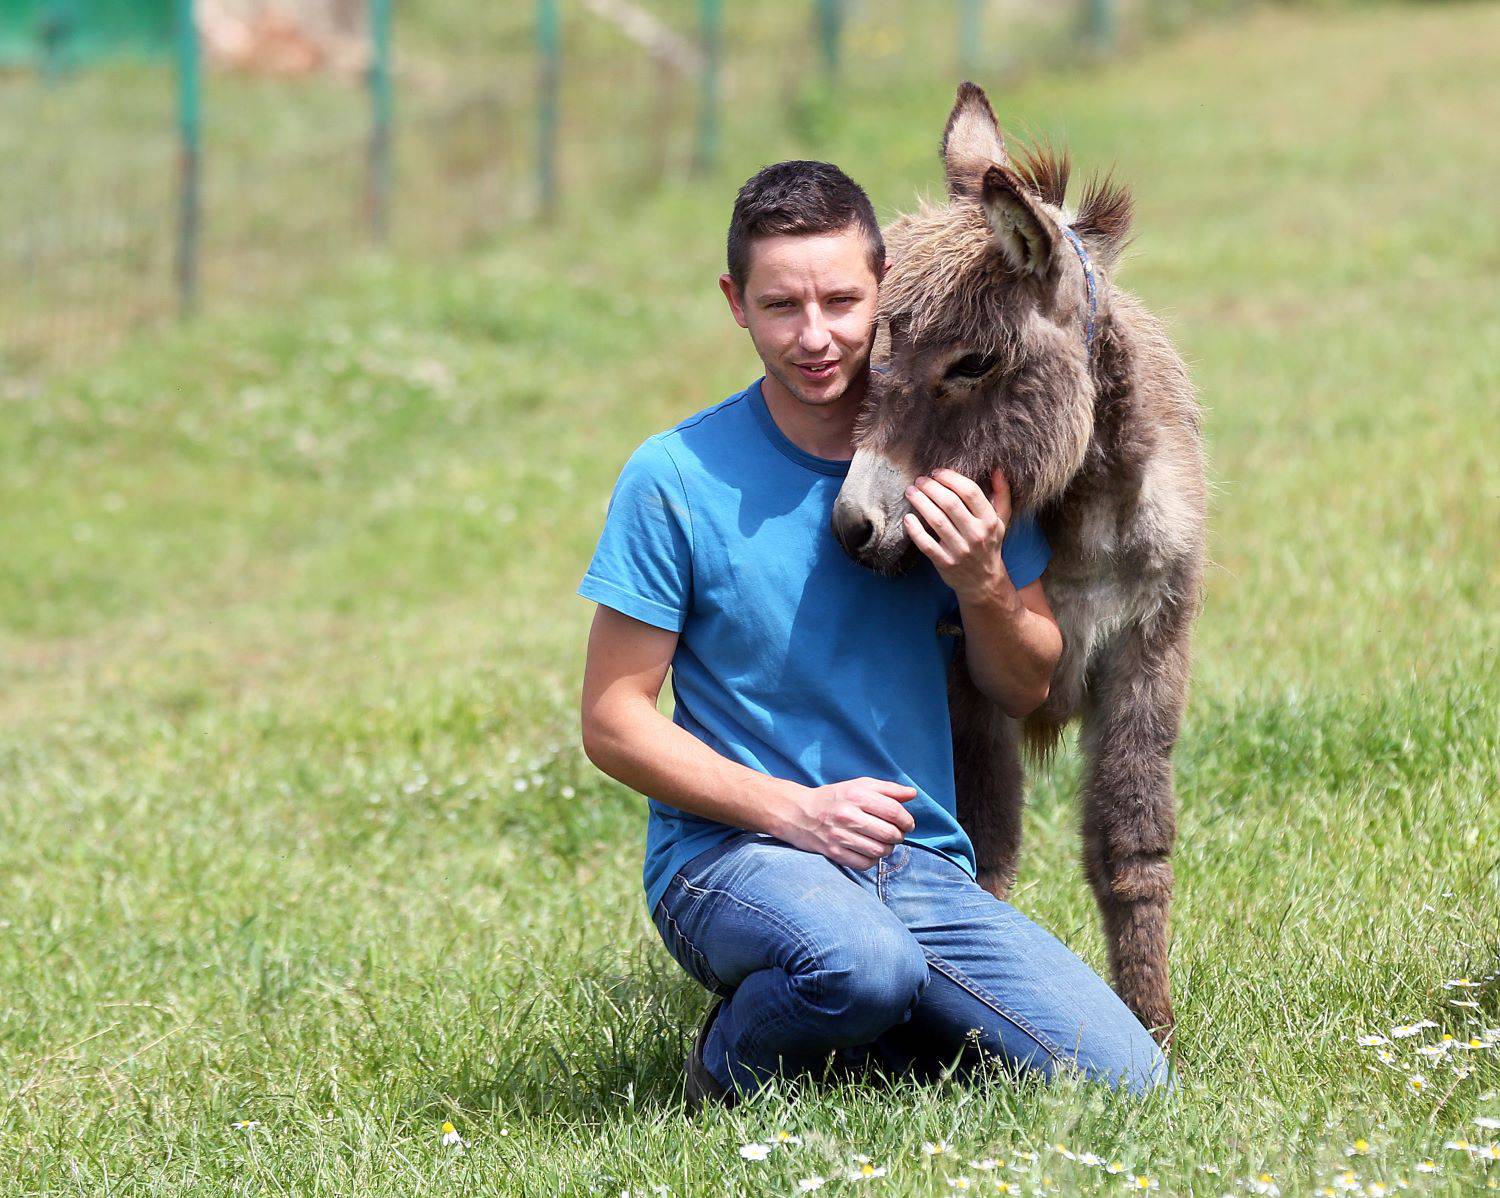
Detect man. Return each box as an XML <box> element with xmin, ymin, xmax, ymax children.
<box><xmin>577</xmin><ymin>161</ymin><xmax>1171</xmax><ymax>1109</ymax></box>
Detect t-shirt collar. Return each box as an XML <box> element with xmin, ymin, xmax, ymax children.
<box><xmin>747</xmin><ymin>377</ymin><xmax>852</xmax><ymax>477</ymax></box>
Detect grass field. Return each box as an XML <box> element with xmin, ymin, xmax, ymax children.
<box><xmin>2</xmin><ymin>3</ymin><xmax>1498</xmax><ymax>1195</ymax></box>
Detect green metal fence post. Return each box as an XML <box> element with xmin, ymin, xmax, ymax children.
<box><xmin>960</xmin><ymin>0</ymin><xmax>982</xmax><ymax>79</ymax></box>
<box><xmin>367</xmin><ymin>0</ymin><xmax>393</xmax><ymax>242</ymax></box>
<box><xmin>1086</xmin><ymin>0</ymin><xmax>1117</xmax><ymax>53</ymax></box>
<box><xmin>815</xmin><ymin>0</ymin><xmax>843</xmax><ymax>78</ymax></box>
<box><xmin>537</xmin><ymin>0</ymin><xmax>560</xmax><ymax>217</ymax></box>
<box><xmin>39</xmin><ymin>0</ymin><xmax>75</xmax><ymax>81</ymax></box>
<box><xmin>174</xmin><ymin>0</ymin><xmax>200</xmax><ymax>319</ymax></box>
<box><xmin>693</xmin><ymin>0</ymin><xmax>722</xmax><ymax>174</ymax></box>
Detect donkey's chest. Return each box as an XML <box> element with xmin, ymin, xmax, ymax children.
<box><xmin>1050</xmin><ymin>569</ymin><xmax>1158</xmax><ymax>667</ymax></box>
<box><xmin>1033</xmin><ymin>505</ymin><xmax>1168</xmax><ymax>720</ymax></box>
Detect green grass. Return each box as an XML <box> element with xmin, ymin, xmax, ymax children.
<box><xmin>3</xmin><ymin>3</ymin><xmax>1499</xmax><ymax>1194</ymax></box>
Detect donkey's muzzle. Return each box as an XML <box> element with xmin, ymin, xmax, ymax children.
<box><xmin>830</xmin><ymin>503</ymin><xmax>878</xmax><ymax>559</ymax></box>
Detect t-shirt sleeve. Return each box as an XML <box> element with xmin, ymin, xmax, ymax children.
<box><xmin>1000</xmin><ymin>510</ymin><xmax>1051</xmax><ymax>591</ymax></box>
<box><xmin>576</xmin><ymin>437</ymin><xmax>694</xmax><ymax>632</ymax></box>
<box><xmin>940</xmin><ymin>510</ymin><xmax>1052</xmax><ymax>622</ymax></box>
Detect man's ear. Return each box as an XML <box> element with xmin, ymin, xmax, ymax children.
<box><xmin>719</xmin><ymin>273</ymin><xmax>749</xmax><ymax>329</ymax></box>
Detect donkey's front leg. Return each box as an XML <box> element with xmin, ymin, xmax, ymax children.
<box><xmin>1078</xmin><ymin>610</ymin><xmax>1193</xmax><ymax>1048</ymax></box>
<box><xmin>949</xmin><ymin>646</ymin><xmax>1025</xmax><ymax>899</ymax></box>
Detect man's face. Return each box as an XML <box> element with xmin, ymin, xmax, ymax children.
<box><xmin>720</xmin><ymin>226</ymin><xmax>881</xmax><ymax>409</ymax></box>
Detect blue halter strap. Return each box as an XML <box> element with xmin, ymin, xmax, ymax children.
<box><xmin>1059</xmin><ymin>225</ymin><xmax>1098</xmax><ymax>350</ymax></box>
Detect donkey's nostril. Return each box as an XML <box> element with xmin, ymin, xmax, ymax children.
<box><xmin>832</xmin><ymin>507</ymin><xmax>878</xmax><ymax>558</ymax></box>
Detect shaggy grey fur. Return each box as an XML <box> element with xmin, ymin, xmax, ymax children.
<box><xmin>831</xmin><ymin>83</ymin><xmax>1207</xmax><ymax>1045</ymax></box>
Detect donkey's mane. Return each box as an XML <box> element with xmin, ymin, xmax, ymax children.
<box><xmin>1013</xmin><ymin>142</ymin><xmax>1133</xmax><ymax>246</ymax></box>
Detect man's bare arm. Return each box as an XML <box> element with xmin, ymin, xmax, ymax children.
<box><xmin>957</xmin><ymin>576</ymin><xmax>1062</xmax><ymax>718</ymax></box>
<box><xmin>580</xmin><ymin>605</ymin><xmax>917</xmax><ymax>870</ymax></box>
<box><xmin>904</xmin><ymin>466</ymin><xmax>1062</xmax><ymax>718</ymax></box>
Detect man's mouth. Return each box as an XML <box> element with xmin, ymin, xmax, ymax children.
<box><xmin>796</xmin><ymin>360</ymin><xmax>839</xmax><ymax>381</ymax></box>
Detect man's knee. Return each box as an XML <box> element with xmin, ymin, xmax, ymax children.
<box><xmin>791</xmin><ymin>926</ymin><xmax>929</xmax><ymax>1044</ymax></box>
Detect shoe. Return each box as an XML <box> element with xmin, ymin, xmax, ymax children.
<box><xmin>827</xmin><ymin>1041</ymin><xmax>877</xmax><ymax>1083</ymax></box>
<box><xmin>684</xmin><ymin>998</ymin><xmax>735</xmax><ymax>1113</ymax></box>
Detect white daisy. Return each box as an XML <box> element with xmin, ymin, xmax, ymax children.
<box><xmin>440</xmin><ymin>1121</ymin><xmax>464</xmax><ymax>1149</ymax></box>
<box><xmin>738</xmin><ymin>1143</ymin><xmax>772</xmax><ymax>1161</ymax></box>
<box><xmin>796</xmin><ymin>1177</ymin><xmax>828</xmax><ymax>1192</ymax></box>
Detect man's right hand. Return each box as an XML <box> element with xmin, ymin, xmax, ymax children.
<box><xmin>775</xmin><ymin>777</ymin><xmax>919</xmax><ymax>870</ymax></box>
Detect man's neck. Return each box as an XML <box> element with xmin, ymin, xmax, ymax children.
<box><xmin>760</xmin><ymin>368</ymin><xmax>869</xmax><ymax>461</ymax></box>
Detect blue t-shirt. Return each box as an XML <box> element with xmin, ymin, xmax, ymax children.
<box><xmin>577</xmin><ymin>377</ymin><xmax>1052</xmax><ymax>915</ymax></box>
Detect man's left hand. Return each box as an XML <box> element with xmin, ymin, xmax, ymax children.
<box><xmin>903</xmin><ymin>467</ymin><xmax>1015</xmax><ymax>606</ymax></box>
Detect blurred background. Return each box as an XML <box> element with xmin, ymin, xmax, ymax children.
<box><xmin>1</xmin><ymin>0</ymin><xmax>1248</xmax><ymax>369</ymax></box>
<box><xmin>2</xmin><ymin>2</ymin><xmax>1496</xmax><ymax>1191</ymax></box>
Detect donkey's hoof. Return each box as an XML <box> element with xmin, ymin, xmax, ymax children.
<box><xmin>1128</xmin><ymin>997</ymin><xmax>1174</xmax><ymax>1050</ymax></box>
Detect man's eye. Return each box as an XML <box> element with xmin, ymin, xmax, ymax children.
<box><xmin>945</xmin><ymin>353</ymin><xmax>997</xmax><ymax>380</ymax></box>
<box><xmin>768</xmin><ymin>301</ymin><xmax>793</xmax><ymax>310</ymax></box>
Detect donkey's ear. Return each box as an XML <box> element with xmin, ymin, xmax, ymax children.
<box><xmin>981</xmin><ymin>165</ymin><xmax>1055</xmax><ymax>278</ymax></box>
<box><xmin>942</xmin><ymin>82</ymin><xmax>1009</xmax><ymax>200</ymax></box>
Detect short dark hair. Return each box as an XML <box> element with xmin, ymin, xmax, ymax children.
<box><xmin>726</xmin><ymin>160</ymin><xmax>885</xmax><ymax>293</ymax></box>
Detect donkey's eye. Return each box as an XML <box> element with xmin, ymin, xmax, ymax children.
<box><xmin>945</xmin><ymin>353</ymin><xmax>997</xmax><ymax>380</ymax></box>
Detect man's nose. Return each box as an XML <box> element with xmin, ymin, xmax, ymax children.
<box><xmin>798</xmin><ymin>306</ymin><xmax>832</xmax><ymax>354</ymax></box>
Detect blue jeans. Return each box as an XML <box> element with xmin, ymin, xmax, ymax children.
<box><xmin>651</xmin><ymin>831</ymin><xmax>1174</xmax><ymax>1098</ymax></box>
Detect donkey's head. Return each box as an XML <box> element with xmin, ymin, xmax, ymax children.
<box><xmin>831</xmin><ymin>82</ymin><xmax>1132</xmax><ymax>575</ymax></box>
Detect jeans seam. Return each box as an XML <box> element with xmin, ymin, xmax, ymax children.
<box><xmin>920</xmin><ymin>950</ymin><xmax>1069</xmax><ymax>1067</ymax></box>
<box><xmin>656</xmin><ymin>888</ymin><xmax>727</xmax><ymax>992</ymax></box>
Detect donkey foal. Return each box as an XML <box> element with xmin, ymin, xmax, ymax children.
<box><xmin>831</xmin><ymin>83</ymin><xmax>1207</xmax><ymax>1045</ymax></box>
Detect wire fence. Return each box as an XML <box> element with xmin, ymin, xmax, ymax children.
<box><xmin>0</xmin><ymin>0</ymin><xmax>1250</xmax><ymax>373</ymax></box>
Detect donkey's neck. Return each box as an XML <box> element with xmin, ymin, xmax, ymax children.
<box><xmin>1076</xmin><ymin>313</ymin><xmax>1148</xmax><ymax>496</ymax></box>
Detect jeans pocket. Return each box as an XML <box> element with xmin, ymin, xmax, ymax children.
<box><xmin>652</xmin><ymin>881</ymin><xmax>729</xmax><ymax>995</ymax></box>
